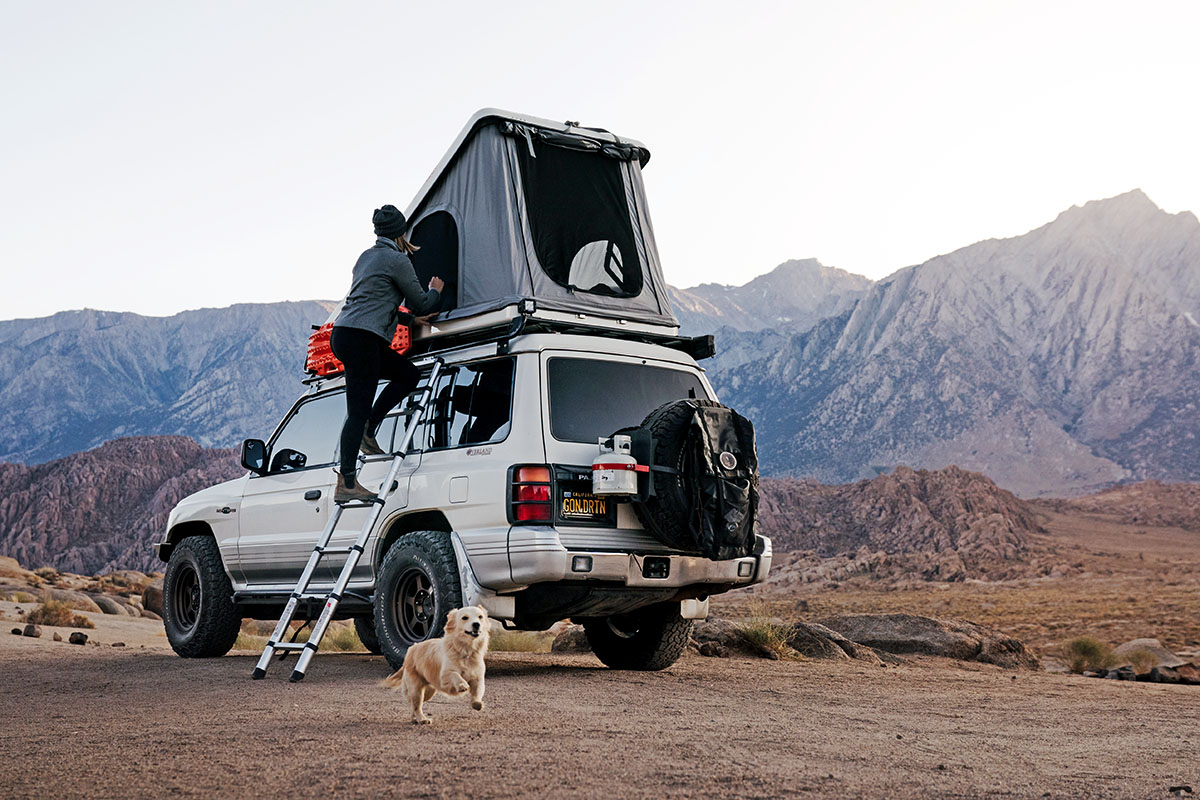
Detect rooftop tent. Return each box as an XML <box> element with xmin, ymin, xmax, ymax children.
<box><xmin>403</xmin><ymin>109</ymin><xmax>678</xmax><ymax>329</ymax></box>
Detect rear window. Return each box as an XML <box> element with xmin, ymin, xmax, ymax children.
<box><xmin>547</xmin><ymin>358</ymin><xmax>706</xmax><ymax>443</ymax></box>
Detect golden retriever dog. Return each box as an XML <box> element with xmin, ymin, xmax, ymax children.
<box><xmin>383</xmin><ymin>605</ymin><xmax>489</xmax><ymax>724</ymax></box>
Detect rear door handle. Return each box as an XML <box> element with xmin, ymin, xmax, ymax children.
<box><xmin>304</xmin><ymin>490</ymin><xmax>321</xmax><ymax>501</ymax></box>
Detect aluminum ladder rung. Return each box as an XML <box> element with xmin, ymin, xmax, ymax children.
<box><xmin>252</xmin><ymin>359</ymin><xmax>444</xmax><ymax>682</ymax></box>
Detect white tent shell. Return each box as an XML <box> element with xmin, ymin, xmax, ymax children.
<box><xmin>350</xmin><ymin>109</ymin><xmax>680</xmax><ymax>334</ymax></box>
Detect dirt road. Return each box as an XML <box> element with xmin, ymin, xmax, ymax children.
<box><xmin>2</xmin><ymin>640</ymin><xmax>1197</xmax><ymax>799</ymax></box>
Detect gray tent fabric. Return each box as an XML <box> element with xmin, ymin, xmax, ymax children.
<box><xmin>398</xmin><ymin>111</ymin><xmax>678</xmax><ymax>329</ymax></box>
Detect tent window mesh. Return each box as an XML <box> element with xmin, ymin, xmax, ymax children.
<box><xmin>514</xmin><ymin>139</ymin><xmax>643</xmax><ymax>297</ymax></box>
<box><xmin>410</xmin><ymin>210</ymin><xmax>459</xmax><ymax>313</ymax></box>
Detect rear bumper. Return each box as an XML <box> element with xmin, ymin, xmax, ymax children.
<box><xmin>504</xmin><ymin>526</ymin><xmax>772</xmax><ymax>591</ymax></box>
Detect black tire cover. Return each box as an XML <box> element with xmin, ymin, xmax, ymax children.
<box><xmin>630</xmin><ymin>399</ymin><xmax>759</xmax><ymax>560</ymax></box>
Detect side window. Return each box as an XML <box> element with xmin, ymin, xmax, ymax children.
<box><xmin>410</xmin><ymin>359</ymin><xmax>514</xmax><ymax>452</ymax></box>
<box><xmin>268</xmin><ymin>390</ymin><xmax>345</xmax><ymax>471</ymax></box>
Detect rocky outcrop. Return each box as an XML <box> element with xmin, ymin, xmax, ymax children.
<box><xmin>712</xmin><ymin>190</ymin><xmax>1200</xmax><ymax>496</ymax></box>
<box><xmin>758</xmin><ymin>466</ymin><xmax>1040</xmax><ymax>581</ymax></box>
<box><xmin>0</xmin><ymin>437</ymin><xmax>241</xmax><ymax>573</ymax></box>
<box><xmin>818</xmin><ymin>614</ymin><xmax>1040</xmax><ymax>669</ymax></box>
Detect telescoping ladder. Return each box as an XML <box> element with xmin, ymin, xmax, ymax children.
<box><xmin>252</xmin><ymin>359</ymin><xmax>444</xmax><ymax>682</ymax></box>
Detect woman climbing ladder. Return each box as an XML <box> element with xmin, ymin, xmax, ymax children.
<box><xmin>331</xmin><ymin>204</ymin><xmax>444</xmax><ymax>503</ymax></box>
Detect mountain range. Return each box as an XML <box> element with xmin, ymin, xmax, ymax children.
<box><xmin>0</xmin><ymin>301</ymin><xmax>333</xmax><ymax>464</ymax></box>
<box><xmin>0</xmin><ymin>191</ymin><xmax>1196</xmax><ymax>497</ymax></box>
<box><xmin>668</xmin><ymin>259</ymin><xmax>871</xmax><ymax>337</ymax></box>
<box><xmin>711</xmin><ymin>190</ymin><xmax>1200</xmax><ymax>495</ymax></box>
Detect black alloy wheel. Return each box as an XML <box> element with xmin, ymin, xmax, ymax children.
<box><xmin>373</xmin><ymin>531</ymin><xmax>463</xmax><ymax>670</ymax></box>
<box><xmin>162</xmin><ymin>535</ymin><xmax>242</xmax><ymax>658</ymax></box>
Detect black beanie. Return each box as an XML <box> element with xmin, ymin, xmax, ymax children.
<box><xmin>372</xmin><ymin>205</ymin><xmax>407</xmax><ymax>238</ymax></box>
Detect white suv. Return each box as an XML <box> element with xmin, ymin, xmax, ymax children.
<box><xmin>155</xmin><ymin>318</ymin><xmax>771</xmax><ymax>671</ymax></box>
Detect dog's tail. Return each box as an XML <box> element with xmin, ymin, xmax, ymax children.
<box><xmin>380</xmin><ymin>667</ymin><xmax>405</xmax><ymax>690</ymax></box>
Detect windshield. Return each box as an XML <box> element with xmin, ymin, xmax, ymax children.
<box><xmin>547</xmin><ymin>357</ymin><xmax>707</xmax><ymax>443</ymax></box>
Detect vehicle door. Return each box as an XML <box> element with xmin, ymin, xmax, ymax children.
<box><xmin>237</xmin><ymin>389</ymin><xmax>344</xmax><ymax>589</ymax></box>
<box><xmin>333</xmin><ymin>379</ymin><xmax>427</xmax><ymax>585</ymax></box>
<box><xmin>404</xmin><ymin>357</ymin><xmax>517</xmax><ymax>553</ymax></box>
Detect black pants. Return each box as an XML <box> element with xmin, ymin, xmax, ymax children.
<box><xmin>330</xmin><ymin>326</ymin><xmax>419</xmax><ymax>478</ymax></box>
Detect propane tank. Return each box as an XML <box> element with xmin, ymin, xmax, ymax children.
<box><xmin>592</xmin><ymin>435</ymin><xmax>641</xmax><ymax>496</ymax></box>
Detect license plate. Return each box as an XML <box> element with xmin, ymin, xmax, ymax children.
<box><xmin>558</xmin><ymin>481</ymin><xmax>616</xmax><ymax>525</ymax></box>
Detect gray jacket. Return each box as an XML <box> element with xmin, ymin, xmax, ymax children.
<box><xmin>334</xmin><ymin>237</ymin><xmax>441</xmax><ymax>341</ymax></box>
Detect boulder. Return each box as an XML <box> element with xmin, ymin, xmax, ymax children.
<box><xmin>787</xmin><ymin>621</ymin><xmax>885</xmax><ymax>665</ymax></box>
<box><xmin>10</xmin><ymin>627</ymin><xmax>20</xmax><ymax>635</ymax></box>
<box><xmin>698</xmin><ymin>641</ymin><xmax>729</xmax><ymax>658</ymax></box>
<box><xmin>818</xmin><ymin>614</ymin><xmax>1039</xmax><ymax>669</ymax></box>
<box><xmin>23</xmin><ymin>623</ymin><xmax>42</xmax><ymax>638</ymax></box>
<box><xmin>1113</xmin><ymin>638</ymin><xmax>1186</xmax><ymax>669</ymax></box>
<box><xmin>53</xmin><ymin>632</ymin><xmax>63</xmax><ymax>642</ymax></box>
<box><xmin>68</xmin><ymin>632</ymin><xmax>88</xmax><ymax>645</ymax></box>
<box><xmin>143</xmin><ymin>579</ymin><xmax>164</xmax><ymax>617</ymax></box>
<box><xmin>89</xmin><ymin>595</ymin><xmax>127</xmax><ymax>615</ymax></box>
<box><xmin>39</xmin><ymin>588</ymin><xmax>102</xmax><ymax>613</ymax></box>
<box><xmin>1103</xmin><ymin>666</ymin><xmax>1138</xmax><ymax>681</ymax></box>
<box><xmin>550</xmin><ymin>624</ymin><xmax>590</xmax><ymax>653</ymax></box>
<box><xmin>1175</xmin><ymin>663</ymin><xmax>1200</xmax><ymax>685</ymax></box>
<box><xmin>140</xmin><ymin>609</ymin><xmax>162</xmax><ymax>621</ymax></box>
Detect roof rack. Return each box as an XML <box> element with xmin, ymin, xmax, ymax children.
<box><xmin>302</xmin><ymin>313</ymin><xmax>714</xmax><ymax>386</ymax></box>
<box><xmin>408</xmin><ymin>313</ymin><xmax>715</xmax><ymax>362</ymax></box>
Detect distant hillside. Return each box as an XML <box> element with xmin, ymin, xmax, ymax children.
<box><xmin>1033</xmin><ymin>481</ymin><xmax>1200</xmax><ymax>531</ymax></box>
<box><xmin>669</xmin><ymin>259</ymin><xmax>872</xmax><ymax>336</ymax></box>
<box><xmin>713</xmin><ymin>191</ymin><xmax>1200</xmax><ymax>496</ymax></box>
<box><xmin>0</xmin><ymin>301</ymin><xmax>333</xmax><ymax>464</ymax></box>
<box><xmin>758</xmin><ymin>466</ymin><xmax>1038</xmax><ymax>582</ymax></box>
<box><xmin>0</xmin><ymin>437</ymin><xmax>242</xmax><ymax>574</ymax></box>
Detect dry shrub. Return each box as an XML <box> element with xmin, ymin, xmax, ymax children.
<box><xmin>33</xmin><ymin>567</ymin><xmax>59</xmax><ymax>581</ymax></box>
<box><xmin>27</xmin><ymin>600</ymin><xmax>95</xmax><ymax>629</ymax></box>
<box><xmin>1122</xmin><ymin>648</ymin><xmax>1158</xmax><ymax>675</ymax></box>
<box><xmin>12</xmin><ymin>591</ymin><xmax>38</xmax><ymax>603</ymax></box>
<box><xmin>736</xmin><ymin>602</ymin><xmax>801</xmax><ymax>660</ymax></box>
<box><xmin>233</xmin><ymin>631</ymin><xmax>268</xmax><ymax>651</ymax></box>
<box><xmin>489</xmin><ymin>630</ymin><xmax>554</xmax><ymax>653</ymax></box>
<box><xmin>234</xmin><ymin>621</ymin><xmax>363</xmax><ymax>653</ymax></box>
<box><xmin>1064</xmin><ymin>637</ymin><xmax>1116</xmax><ymax>673</ymax></box>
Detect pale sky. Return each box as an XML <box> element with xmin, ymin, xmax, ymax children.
<box><xmin>2</xmin><ymin>0</ymin><xmax>1198</xmax><ymax>320</ymax></box>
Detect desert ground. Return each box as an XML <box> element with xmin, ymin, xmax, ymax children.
<box><xmin>731</xmin><ymin>509</ymin><xmax>1200</xmax><ymax>664</ymax></box>
<box><xmin>4</xmin><ymin>503</ymin><xmax>1200</xmax><ymax>798</ymax></box>
<box><xmin>2</xmin><ymin>615</ymin><xmax>1198</xmax><ymax>800</ymax></box>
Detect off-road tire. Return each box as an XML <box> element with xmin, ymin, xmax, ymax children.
<box><xmin>635</xmin><ymin>398</ymin><xmax>728</xmax><ymax>551</ymax></box>
<box><xmin>582</xmin><ymin>602</ymin><xmax>694</xmax><ymax>671</ymax></box>
<box><xmin>353</xmin><ymin>615</ymin><xmax>382</xmax><ymax>655</ymax></box>
<box><xmin>374</xmin><ymin>531</ymin><xmax>463</xmax><ymax>671</ymax></box>
<box><xmin>162</xmin><ymin>535</ymin><xmax>241</xmax><ymax>658</ymax></box>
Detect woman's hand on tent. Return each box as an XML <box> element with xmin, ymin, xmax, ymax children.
<box><xmin>429</xmin><ymin>277</ymin><xmax>445</xmax><ymax>292</ymax></box>
<box><xmin>412</xmin><ymin>314</ymin><xmax>438</xmax><ymax>328</ymax></box>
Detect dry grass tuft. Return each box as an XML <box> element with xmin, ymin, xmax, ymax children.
<box><xmin>232</xmin><ymin>621</ymin><xmax>363</xmax><ymax>652</ymax></box>
<box><xmin>1064</xmin><ymin>637</ymin><xmax>1116</xmax><ymax>673</ymax></box>
<box><xmin>736</xmin><ymin>602</ymin><xmax>802</xmax><ymax>660</ymax></box>
<box><xmin>1122</xmin><ymin>647</ymin><xmax>1158</xmax><ymax>675</ymax></box>
<box><xmin>489</xmin><ymin>630</ymin><xmax>555</xmax><ymax>653</ymax></box>
<box><xmin>27</xmin><ymin>600</ymin><xmax>95</xmax><ymax>629</ymax></box>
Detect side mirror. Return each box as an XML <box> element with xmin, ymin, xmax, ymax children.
<box><xmin>269</xmin><ymin>448</ymin><xmax>308</xmax><ymax>473</ymax></box>
<box><xmin>241</xmin><ymin>439</ymin><xmax>267</xmax><ymax>473</ymax></box>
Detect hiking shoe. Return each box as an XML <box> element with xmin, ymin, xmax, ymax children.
<box><xmin>335</xmin><ymin>473</ymin><xmax>378</xmax><ymax>504</ymax></box>
<box><xmin>360</xmin><ymin>430</ymin><xmax>385</xmax><ymax>456</ymax></box>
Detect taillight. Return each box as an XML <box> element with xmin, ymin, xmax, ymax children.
<box><xmin>510</xmin><ymin>465</ymin><xmax>552</xmax><ymax>524</ymax></box>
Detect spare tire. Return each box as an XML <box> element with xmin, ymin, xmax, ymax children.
<box><xmin>630</xmin><ymin>399</ymin><xmax>759</xmax><ymax>560</ymax></box>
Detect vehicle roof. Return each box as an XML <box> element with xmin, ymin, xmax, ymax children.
<box><xmin>303</xmin><ymin>333</ymin><xmax>699</xmax><ymax>396</ymax></box>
